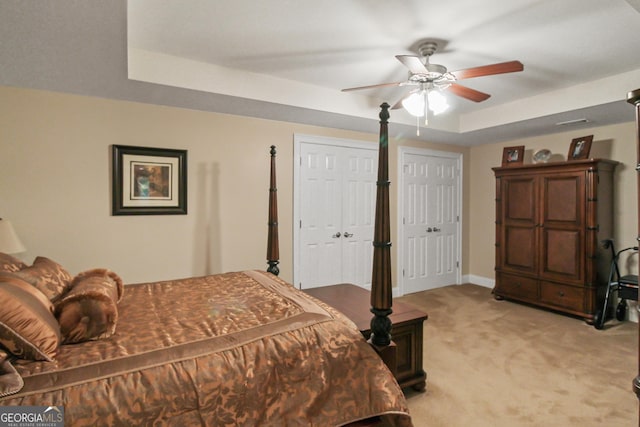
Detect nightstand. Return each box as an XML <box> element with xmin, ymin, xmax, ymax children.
<box><xmin>304</xmin><ymin>283</ymin><xmax>427</xmax><ymax>391</ymax></box>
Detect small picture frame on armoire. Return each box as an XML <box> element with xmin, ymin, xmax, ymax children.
<box><xmin>567</xmin><ymin>135</ymin><xmax>593</xmax><ymax>160</ymax></box>
<box><xmin>501</xmin><ymin>146</ymin><xmax>525</xmax><ymax>167</ymax></box>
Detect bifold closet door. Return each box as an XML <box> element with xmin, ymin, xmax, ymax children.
<box><xmin>402</xmin><ymin>152</ymin><xmax>460</xmax><ymax>293</ymax></box>
<box><xmin>298</xmin><ymin>142</ymin><xmax>376</xmax><ymax>289</ymax></box>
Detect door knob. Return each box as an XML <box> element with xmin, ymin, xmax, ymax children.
<box><xmin>343</xmin><ymin>232</ymin><xmax>353</xmax><ymax>238</ymax></box>
<box><xmin>332</xmin><ymin>232</ymin><xmax>341</xmax><ymax>238</ymax></box>
<box><xmin>426</xmin><ymin>227</ymin><xmax>433</xmax><ymax>232</ymax></box>
<box><xmin>433</xmin><ymin>227</ymin><xmax>441</xmax><ymax>232</ymax></box>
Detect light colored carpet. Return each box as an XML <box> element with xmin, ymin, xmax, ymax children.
<box><xmin>396</xmin><ymin>284</ymin><xmax>638</xmax><ymax>427</ymax></box>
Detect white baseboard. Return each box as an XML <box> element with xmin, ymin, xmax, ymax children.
<box><xmin>463</xmin><ymin>274</ymin><xmax>494</xmax><ymax>289</ymax></box>
<box><xmin>627</xmin><ymin>301</ymin><xmax>639</xmax><ymax>323</ymax></box>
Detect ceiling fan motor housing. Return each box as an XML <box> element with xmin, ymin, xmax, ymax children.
<box><xmin>418</xmin><ymin>41</ymin><xmax>438</xmax><ymax>58</ymax></box>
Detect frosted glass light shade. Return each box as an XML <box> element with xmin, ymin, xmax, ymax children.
<box><xmin>428</xmin><ymin>90</ymin><xmax>449</xmax><ymax>115</ymax></box>
<box><xmin>0</xmin><ymin>219</ymin><xmax>26</xmax><ymax>254</ymax></box>
<box><xmin>401</xmin><ymin>90</ymin><xmax>449</xmax><ymax>117</ymax></box>
<box><xmin>402</xmin><ymin>91</ymin><xmax>426</xmax><ymax>117</ymax></box>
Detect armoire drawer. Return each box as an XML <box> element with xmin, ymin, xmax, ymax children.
<box><xmin>539</xmin><ymin>281</ymin><xmax>584</xmax><ymax>312</ymax></box>
<box><xmin>496</xmin><ymin>273</ymin><xmax>538</xmax><ymax>300</ymax></box>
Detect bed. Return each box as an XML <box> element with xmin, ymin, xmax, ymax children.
<box><xmin>0</xmin><ymin>103</ymin><xmax>411</xmax><ymax>426</ymax></box>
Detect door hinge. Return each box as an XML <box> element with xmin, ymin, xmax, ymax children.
<box><xmin>402</xmin><ymin>269</ymin><xmax>405</xmax><ymax>277</ymax></box>
<box><xmin>299</xmin><ymin>220</ymin><xmax>302</xmax><ymax>228</ymax></box>
<box><xmin>456</xmin><ymin>261</ymin><xmax>459</xmax><ymax>268</ymax></box>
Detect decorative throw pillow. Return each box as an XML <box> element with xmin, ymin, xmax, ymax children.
<box><xmin>0</xmin><ymin>253</ymin><xmax>27</xmax><ymax>273</ymax></box>
<box><xmin>0</xmin><ymin>276</ymin><xmax>61</xmax><ymax>361</ymax></box>
<box><xmin>6</xmin><ymin>256</ymin><xmax>72</xmax><ymax>303</ymax></box>
<box><xmin>54</xmin><ymin>268</ymin><xmax>124</xmax><ymax>344</ymax></box>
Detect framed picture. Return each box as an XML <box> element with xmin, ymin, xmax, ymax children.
<box><xmin>567</xmin><ymin>135</ymin><xmax>593</xmax><ymax>161</ymax></box>
<box><xmin>501</xmin><ymin>146</ymin><xmax>525</xmax><ymax>167</ymax></box>
<box><xmin>112</xmin><ymin>145</ymin><xmax>187</xmax><ymax>215</ymax></box>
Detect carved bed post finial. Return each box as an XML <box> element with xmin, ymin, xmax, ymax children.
<box><xmin>370</xmin><ymin>102</ymin><xmax>393</xmax><ymax>347</ymax></box>
<box><xmin>267</xmin><ymin>145</ymin><xmax>280</xmax><ymax>276</ymax></box>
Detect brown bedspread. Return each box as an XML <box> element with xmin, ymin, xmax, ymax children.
<box><xmin>1</xmin><ymin>270</ymin><xmax>412</xmax><ymax>426</ymax></box>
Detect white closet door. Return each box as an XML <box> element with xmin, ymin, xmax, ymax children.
<box><xmin>296</xmin><ymin>138</ymin><xmax>377</xmax><ymax>289</ymax></box>
<box><xmin>299</xmin><ymin>143</ymin><xmax>343</xmax><ymax>288</ymax></box>
<box><xmin>401</xmin><ymin>150</ymin><xmax>460</xmax><ymax>294</ymax></box>
<box><xmin>340</xmin><ymin>149</ymin><xmax>376</xmax><ymax>288</ymax></box>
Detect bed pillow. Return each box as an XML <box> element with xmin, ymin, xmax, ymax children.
<box><xmin>7</xmin><ymin>256</ymin><xmax>72</xmax><ymax>303</ymax></box>
<box><xmin>0</xmin><ymin>276</ymin><xmax>61</xmax><ymax>361</ymax></box>
<box><xmin>54</xmin><ymin>268</ymin><xmax>124</xmax><ymax>344</ymax></box>
<box><xmin>0</xmin><ymin>253</ymin><xmax>27</xmax><ymax>273</ymax></box>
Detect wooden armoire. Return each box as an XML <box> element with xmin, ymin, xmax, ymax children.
<box><xmin>493</xmin><ymin>159</ymin><xmax>618</xmax><ymax>322</ymax></box>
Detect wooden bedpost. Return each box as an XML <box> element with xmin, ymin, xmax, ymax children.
<box><xmin>267</xmin><ymin>145</ymin><xmax>280</xmax><ymax>276</ymax></box>
<box><xmin>369</xmin><ymin>102</ymin><xmax>396</xmax><ymax>373</ymax></box>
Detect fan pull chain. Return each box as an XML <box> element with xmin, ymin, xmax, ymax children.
<box><xmin>423</xmin><ymin>91</ymin><xmax>429</xmax><ymax>128</ymax></box>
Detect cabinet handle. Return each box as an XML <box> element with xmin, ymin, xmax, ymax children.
<box><xmin>558</xmin><ymin>291</ymin><xmax>565</xmax><ymax>297</ymax></box>
<box><xmin>332</xmin><ymin>232</ymin><xmax>341</xmax><ymax>238</ymax></box>
<box><xmin>433</xmin><ymin>227</ymin><xmax>441</xmax><ymax>232</ymax></box>
<box><xmin>343</xmin><ymin>232</ymin><xmax>353</xmax><ymax>238</ymax></box>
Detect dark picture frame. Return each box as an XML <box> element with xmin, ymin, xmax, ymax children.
<box><xmin>112</xmin><ymin>145</ymin><xmax>187</xmax><ymax>215</ymax></box>
<box><xmin>567</xmin><ymin>135</ymin><xmax>593</xmax><ymax>161</ymax></box>
<box><xmin>501</xmin><ymin>145</ymin><xmax>525</xmax><ymax>167</ymax></box>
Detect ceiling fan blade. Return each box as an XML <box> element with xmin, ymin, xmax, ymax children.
<box><xmin>451</xmin><ymin>60</ymin><xmax>523</xmax><ymax>80</ymax></box>
<box><xmin>390</xmin><ymin>96</ymin><xmax>407</xmax><ymax>110</ymax></box>
<box><xmin>447</xmin><ymin>83</ymin><xmax>491</xmax><ymax>102</ymax></box>
<box><xmin>395</xmin><ymin>55</ymin><xmax>428</xmax><ymax>74</ymax></box>
<box><xmin>341</xmin><ymin>81</ymin><xmax>403</xmax><ymax>92</ymax></box>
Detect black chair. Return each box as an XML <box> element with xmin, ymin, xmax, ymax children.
<box><xmin>594</xmin><ymin>239</ymin><xmax>638</xmax><ymax>329</ymax></box>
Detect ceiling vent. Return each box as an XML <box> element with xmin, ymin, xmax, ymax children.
<box><xmin>555</xmin><ymin>118</ymin><xmax>591</xmax><ymax>126</ymax></box>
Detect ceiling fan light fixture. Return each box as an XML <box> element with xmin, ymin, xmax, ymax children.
<box><xmin>402</xmin><ymin>89</ymin><xmax>449</xmax><ymax>118</ymax></box>
<box><xmin>402</xmin><ymin>91</ymin><xmax>426</xmax><ymax>117</ymax></box>
<box><xmin>425</xmin><ymin>63</ymin><xmax>447</xmax><ymax>79</ymax></box>
<box><xmin>428</xmin><ymin>90</ymin><xmax>449</xmax><ymax>116</ymax></box>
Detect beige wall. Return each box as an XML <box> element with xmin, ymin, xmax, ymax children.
<box><xmin>0</xmin><ymin>85</ymin><xmax>472</xmax><ymax>287</ymax></box>
<box><xmin>468</xmin><ymin>121</ymin><xmax>638</xmax><ymax>282</ymax></box>
<box><xmin>3</xmin><ymin>85</ymin><xmax>635</xmax><ymax>289</ymax></box>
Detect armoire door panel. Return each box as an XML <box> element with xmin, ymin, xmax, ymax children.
<box><xmin>503</xmin><ymin>225</ymin><xmax>536</xmax><ymax>272</ymax></box>
<box><xmin>504</xmin><ymin>178</ymin><xmax>536</xmax><ymax>221</ymax></box>
<box><xmin>541</xmin><ymin>228</ymin><xmax>582</xmax><ymax>281</ymax></box>
<box><xmin>543</xmin><ymin>175</ymin><xmax>583</xmax><ymax>224</ymax></box>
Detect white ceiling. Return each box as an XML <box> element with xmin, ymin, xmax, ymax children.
<box><xmin>126</xmin><ymin>0</ymin><xmax>640</xmax><ymax>145</ymax></box>
<box><xmin>2</xmin><ymin>1</ymin><xmax>640</xmax><ymax>145</ymax></box>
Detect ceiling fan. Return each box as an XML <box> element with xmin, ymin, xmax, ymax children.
<box><xmin>341</xmin><ymin>41</ymin><xmax>524</xmax><ymax>112</ymax></box>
